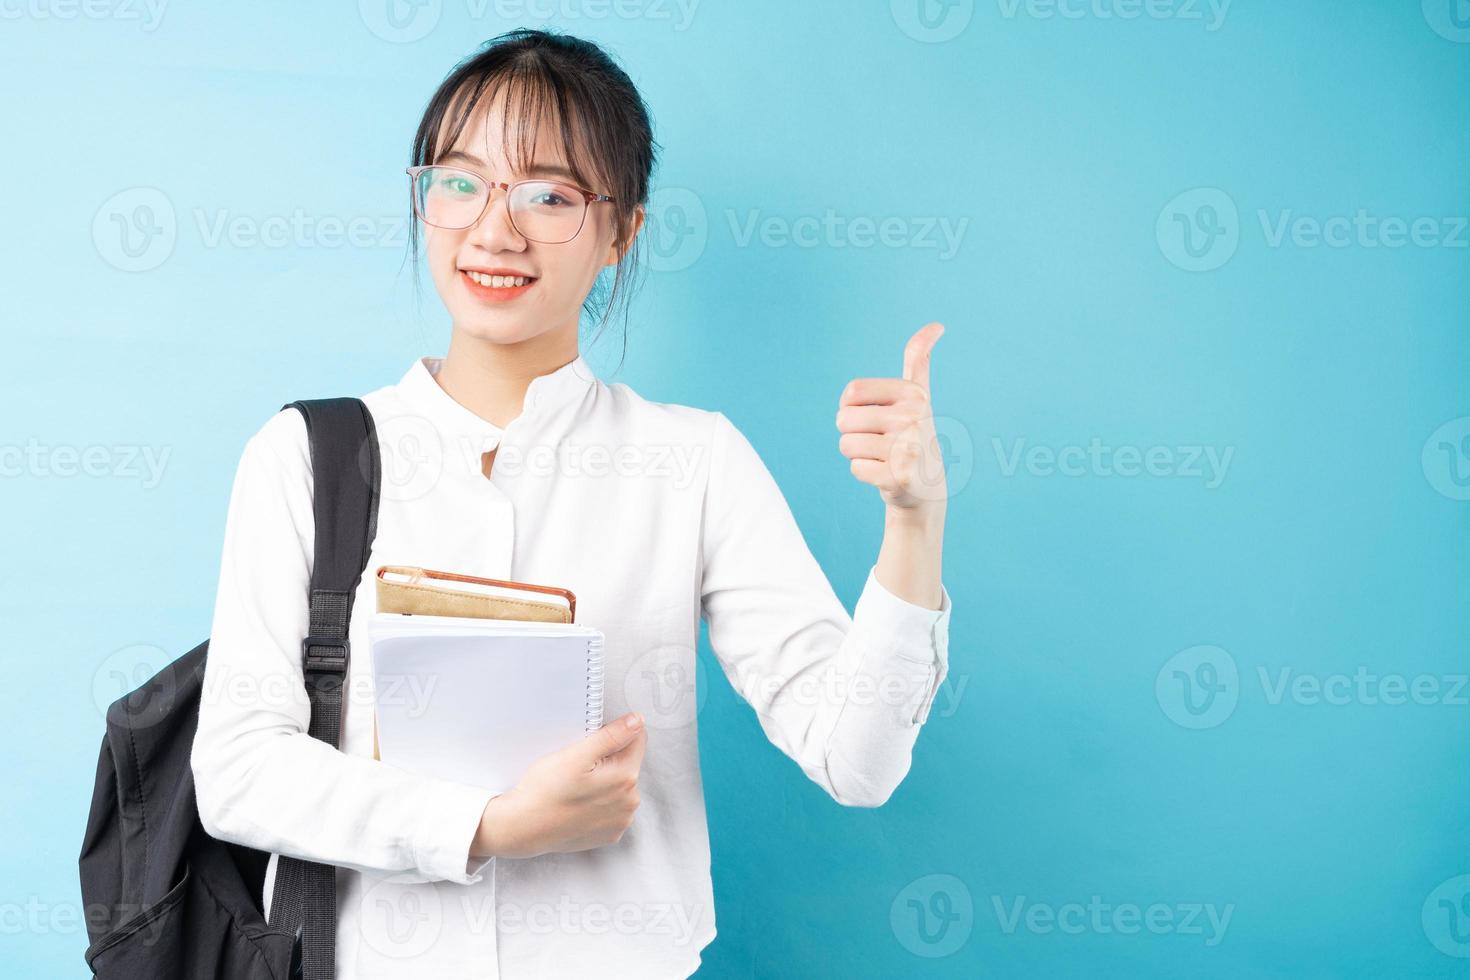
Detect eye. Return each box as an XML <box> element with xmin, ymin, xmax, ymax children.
<box><xmin>525</xmin><ymin>182</ymin><xmax>580</xmax><ymax>208</ymax></box>
<box><xmin>439</xmin><ymin>175</ymin><xmax>479</xmax><ymax>195</ymax></box>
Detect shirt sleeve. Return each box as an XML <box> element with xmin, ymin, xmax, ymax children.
<box><xmin>698</xmin><ymin>411</ymin><xmax>953</xmax><ymax>808</ymax></box>
<box><xmin>190</xmin><ymin>407</ymin><xmax>495</xmax><ymax>884</ymax></box>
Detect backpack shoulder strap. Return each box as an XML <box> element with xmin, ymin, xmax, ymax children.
<box><xmin>267</xmin><ymin>397</ymin><xmax>380</xmax><ymax>980</ymax></box>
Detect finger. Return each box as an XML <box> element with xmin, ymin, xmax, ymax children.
<box><xmin>836</xmin><ymin>405</ymin><xmax>903</xmax><ymax>434</ymax></box>
<box><xmin>595</xmin><ymin>728</ymin><xmax>648</xmax><ymax>782</ymax></box>
<box><xmin>849</xmin><ymin>457</ymin><xmax>898</xmax><ymax>492</ymax></box>
<box><xmin>578</xmin><ymin>712</ymin><xmax>644</xmax><ymax>766</ymax></box>
<box><xmin>902</xmin><ymin>322</ymin><xmax>944</xmax><ymax>393</ymax></box>
<box><xmin>839</xmin><ymin>377</ymin><xmax>913</xmax><ymax>408</ymax></box>
<box><xmin>604</xmin><ymin>725</ymin><xmax>648</xmax><ymax>771</ymax></box>
<box><xmin>838</xmin><ymin>432</ymin><xmax>890</xmax><ymax>461</ymax></box>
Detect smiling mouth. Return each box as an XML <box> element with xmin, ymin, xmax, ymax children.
<box><xmin>462</xmin><ymin>270</ymin><xmax>536</xmax><ymax>288</ymax></box>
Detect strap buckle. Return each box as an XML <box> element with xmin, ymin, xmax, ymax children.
<box><xmin>301</xmin><ymin>635</ymin><xmax>349</xmax><ymax>674</ymax></box>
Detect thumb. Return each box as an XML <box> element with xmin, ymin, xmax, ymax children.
<box><xmin>578</xmin><ymin>712</ymin><xmax>644</xmax><ymax>764</ymax></box>
<box><xmin>902</xmin><ymin>322</ymin><xmax>944</xmax><ymax>392</ymax></box>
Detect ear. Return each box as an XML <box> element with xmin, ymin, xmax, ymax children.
<box><xmin>604</xmin><ymin>205</ymin><xmax>646</xmax><ymax>267</ymax></box>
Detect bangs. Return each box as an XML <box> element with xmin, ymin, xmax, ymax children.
<box><xmin>419</xmin><ymin>62</ymin><xmax>612</xmax><ymax>197</ymax></box>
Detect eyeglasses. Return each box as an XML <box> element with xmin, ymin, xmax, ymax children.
<box><xmin>405</xmin><ymin>164</ymin><xmax>615</xmax><ymax>244</ymax></box>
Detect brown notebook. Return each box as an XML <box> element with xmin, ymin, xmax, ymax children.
<box><xmin>370</xmin><ymin>565</ymin><xmax>579</xmax><ymax>758</ymax></box>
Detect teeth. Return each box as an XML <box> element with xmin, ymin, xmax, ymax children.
<box><xmin>466</xmin><ymin>271</ymin><xmax>532</xmax><ymax>288</ymax></box>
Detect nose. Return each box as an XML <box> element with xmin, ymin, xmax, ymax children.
<box><xmin>465</xmin><ymin>183</ymin><xmax>526</xmax><ymax>253</ymax></box>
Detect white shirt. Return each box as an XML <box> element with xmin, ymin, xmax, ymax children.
<box><xmin>191</xmin><ymin>353</ymin><xmax>954</xmax><ymax>979</ymax></box>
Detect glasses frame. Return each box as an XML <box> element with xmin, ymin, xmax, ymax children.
<box><xmin>405</xmin><ymin>164</ymin><xmax>616</xmax><ymax>244</ymax></box>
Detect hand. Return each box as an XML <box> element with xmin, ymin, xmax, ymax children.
<box><xmin>472</xmin><ymin>712</ymin><xmax>646</xmax><ymax>859</ymax></box>
<box><xmin>836</xmin><ymin>322</ymin><xmax>948</xmax><ymax>513</ymax></box>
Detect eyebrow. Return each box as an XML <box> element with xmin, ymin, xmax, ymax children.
<box><xmin>435</xmin><ymin>149</ymin><xmax>578</xmax><ymax>182</ymax></box>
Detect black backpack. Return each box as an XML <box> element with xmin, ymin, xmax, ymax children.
<box><xmin>79</xmin><ymin>398</ymin><xmax>382</xmax><ymax>980</ymax></box>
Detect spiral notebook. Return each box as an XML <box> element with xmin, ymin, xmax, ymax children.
<box><xmin>368</xmin><ymin>612</ymin><xmax>605</xmax><ymax>795</ymax></box>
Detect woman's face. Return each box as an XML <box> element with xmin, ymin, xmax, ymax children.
<box><xmin>423</xmin><ymin>93</ymin><xmax>634</xmax><ymax>345</ymax></box>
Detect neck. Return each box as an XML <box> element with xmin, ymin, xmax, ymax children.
<box><xmin>436</xmin><ymin>328</ymin><xmax>579</xmax><ymax>429</ymax></box>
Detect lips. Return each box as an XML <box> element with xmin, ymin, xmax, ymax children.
<box><xmin>459</xmin><ymin>268</ymin><xmax>537</xmax><ymax>302</ymax></box>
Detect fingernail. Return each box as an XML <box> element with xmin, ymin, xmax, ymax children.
<box><xmin>626</xmin><ymin>714</ymin><xmax>642</xmax><ymax>730</ymax></box>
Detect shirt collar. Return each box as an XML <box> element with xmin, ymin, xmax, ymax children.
<box><xmin>394</xmin><ymin>352</ymin><xmax>597</xmax><ymax>455</ymax></box>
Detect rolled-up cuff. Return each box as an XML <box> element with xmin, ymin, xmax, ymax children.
<box><xmin>852</xmin><ymin>565</ymin><xmax>953</xmax><ymax>726</ymax></box>
<box><xmin>413</xmin><ymin>779</ymin><xmax>497</xmax><ymax>884</ymax></box>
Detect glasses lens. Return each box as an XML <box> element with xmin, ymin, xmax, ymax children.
<box><xmin>414</xmin><ymin>167</ymin><xmax>487</xmax><ymax>229</ymax></box>
<box><xmin>509</xmin><ymin>180</ymin><xmax>587</xmax><ymax>243</ymax></box>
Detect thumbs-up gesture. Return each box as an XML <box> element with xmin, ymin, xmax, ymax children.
<box><xmin>836</xmin><ymin>322</ymin><xmax>948</xmax><ymax>513</ymax></box>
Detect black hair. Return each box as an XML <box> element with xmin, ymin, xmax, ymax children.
<box><xmin>404</xmin><ymin>29</ymin><xmax>658</xmax><ymax>364</ymax></box>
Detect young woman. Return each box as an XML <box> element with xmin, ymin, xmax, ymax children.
<box><xmin>191</xmin><ymin>28</ymin><xmax>953</xmax><ymax>979</ymax></box>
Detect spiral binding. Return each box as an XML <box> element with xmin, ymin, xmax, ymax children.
<box><xmin>584</xmin><ymin>632</ymin><xmax>605</xmax><ymax>735</ymax></box>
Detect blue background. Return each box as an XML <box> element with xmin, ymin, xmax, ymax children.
<box><xmin>3</xmin><ymin>1</ymin><xmax>1468</xmax><ymax>976</ymax></box>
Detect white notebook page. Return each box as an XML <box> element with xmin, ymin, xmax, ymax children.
<box><xmin>369</xmin><ymin>613</ymin><xmax>605</xmax><ymax>794</ymax></box>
